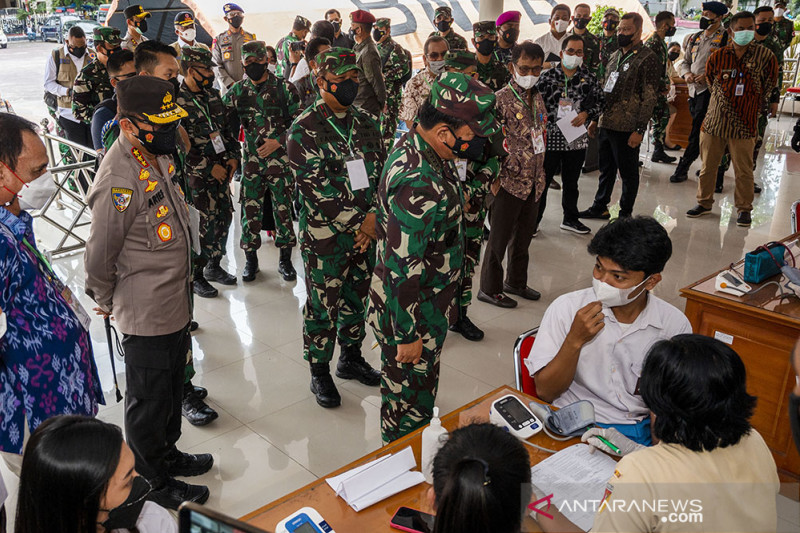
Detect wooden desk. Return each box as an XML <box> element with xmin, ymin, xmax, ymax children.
<box><xmin>242</xmin><ymin>386</ymin><xmax>579</xmax><ymax>531</ymax></box>
<box><xmin>681</xmin><ymin>234</ymin><xmax>800</xmax><ymax>483</ymax></box>
<box><xmin>666</xmin><ymin>79</ymin><xmax>691</xmax><ymax>148</ymax></box>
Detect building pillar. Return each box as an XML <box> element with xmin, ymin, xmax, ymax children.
<box><xmin>479</xmin><ymin>0</ymin><xmax>505</xmax><ymax>22</ymax></box>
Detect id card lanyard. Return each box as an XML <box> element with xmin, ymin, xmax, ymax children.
<box><xmin>325</xmin><ymin>110</ymin><xmax>370</xmax><ymax>191</ymax></box>
<box><xmin>189</xmin><ymin>94</ymin><xmax>226</xmax><ymax>154</ymax></box>
<box><xmin>510</xmin><ymin>83</ymin><xmax>546</xmax><ymax>154</ymax></box>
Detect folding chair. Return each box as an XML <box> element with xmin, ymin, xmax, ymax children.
<box><xmin>791</xmin><ymin>200</ymin><xmax>800</xmax><ymax>233</ymax></box>
<box><xmin>513</xmin><ymin>327</ymin><xmax>539</xmax><ymax>398</ymax></box>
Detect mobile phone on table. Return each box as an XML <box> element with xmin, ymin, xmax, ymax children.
<box><xmin>389</xmin><ymin>506</ymin><xmax>435</xmax><ymax>533</ymax></box>
<box><xmin>178</xmin><ymin>501</ymin><xmax>270</xmax><ymax>533</ymax></box>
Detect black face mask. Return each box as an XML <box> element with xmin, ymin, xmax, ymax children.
<box><xmin>68</xmin><ymin>45</ymin><xmax>86</xmax><ymax>58</ymax></box>
<box><xmin>603</xmin><ymin>20</ymin><xmax>618</xmax><ymax>31</ymax></box>
<box><xmin>244</xmin><ymin>61</ymin><xmax>267</xmax><ymax>81</ymax></box>
<box><xmin>476</xmin><ymin>38</ymin><xmax>496</xmax><ymax>56</ymax></box>
<box><xmin>436</xmin><ymin>20</ymin><xmax>452</xmax><ymax>32</ymax></box>
<box><xmin>666</xmin><ymin>26</ymin><xmax>677</xmax><ymax>37</ymax></box>
<box><xmin>324</xmin><ymin>78</ymin><xmax>359</xmax><ymax>107</ymax></box>
<box><xmin>617</xmin><ymin>33</ymin><xmax>634</xmax><ymax>47</ymax></box>
<box><xmin>756</xmin><ymin>22</ymin><xmax>773</xmax><ymax>36</ymax></box>
<box><xmin>193</xmin><ymin>69</ymin><xmax>214</xmax><ymax>88</ymax></box>
<box><xmin>229</xmin><ymin>16</ymin><xmax>243</xmax><ymax>29</ymax></box>
<box><xmin>332</xmin><ymin>21</ymin><xmax>341</xmax><ymax>34</ymax></box>
<box><xmin>502</xmin><ymin>28</ymin><xmax>519</xmax><ymax>44</ymax></box>
<box><xmin>104</xmin><ymin>45</ymin><xmax>122</xmax><ymax>57</ymax></box>
<box><xmin>372</xmin><ymin>29</ymin><xmax>385</xmax><ymax>41</ymax></box>
<box><xmin>136</xmin><ymin>19</ymin><xmax>148</xmax><ymax>33</ymax></box>
<box><xmin>573</xmin><ymin>18</ymin><xmax>590</xmax><ymax>30</ymax></box>
<box><xmin>168</xmin><ymin>77</ymin><xmax>180</xmax><ymax>96</ymax></box>
<box><xmin>668</xmin><ymin>51</ymin><xmax>680</xmax><ymax>61</ymax></box>
<box><xmin>447</xmin><ymin>131</ymin><xmax>488</xmax><ymax>161</ymax></box>
<box><xmin>791</xmin><ymin>394</ymin><xmax>800</xmax><ymax>455</ymax></box>
<box><xmin>99</xmin><ymin>476</ymin><xmax>152</xmax><ymax>530</ymax></box>
<box><xmin>699</xmin><ymin>16</ymin><xmax>715</xmax><ymax>30</ymax></box>
<box><xmin>132</xmin><ymin>120</ymin><xmax>179</xmax><ymax>156</ymax></box>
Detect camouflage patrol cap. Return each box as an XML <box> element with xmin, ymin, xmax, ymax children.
<box><xmin>434</xmin><ymin>6</ymin><xmax>453</xmax><ymax>19</ymax></box>
<box><xmin>315</xmin><ymin>47</ymin><xmax>360</xmax><ymax>75</ymax></box>
<box><xmin>375</xmin><ymin>17</ymin><xmax>391</xmax><ymax>30</ymax></box>
<box><xmin>242</xmin><ymin>40</ymin><xmax>267</xmax><ymax>60</ymax></box>
<box><xmin>444</xmin><ymin>50</ymin><xmax>477</xmax><ymax>70</ymax></box>
<box><xmin>429</xmin><ymin>72</ymin><xmax>499</xmax><ymax>137</ymax></box>
<box><xmin>473</xmin><ymin>21</ymin><xmax>497</xmax><ymax>38</ymax></box>
<box><xmin>181</xmin><ymin>45</ymin><xmax>213</xmax><ymax>68</ymax></box>
<box><xmin>295</xmin><ymin>15</ymin><xmax>312</xmax><ymax>29</ymax></box>
<box><xmin>93</xmin><ymin>26</ymin><xmax>122</xmax><ymax>46</ymax></box>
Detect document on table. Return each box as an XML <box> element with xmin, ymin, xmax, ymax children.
<box><xmin>530</xmin><ymin>444</ymin><xmax>617</xmax><ymax>531</ymax></box>
<box><xmin>556</xmin><ymin>108</ymin><xmax>587</xmax><ymax>144</ymax></box>
<box><xmin>326</xmin><ymin>446</ymin><xmax>425</xmax><ymax>512</ymax></box>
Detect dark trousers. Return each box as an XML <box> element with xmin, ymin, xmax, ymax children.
<box><xmin>592</xmin><ymin>128</ymin><xmax>641</xmax><ymax>216</ymax></box>
<box><xmin>675</xmin><ymin>89</ymin><xmax>712</xmax><ymax>175</ymax></box>
<box><xmin>480</xmin><ymin>187</ymin><xmax>540</xmax><ymax>295</ymax></box>
<box><xmin>57</xmin><ymin>115</ymin><xmax>92</xmax><ymax>147</ymax></box>
<box><xmin>123</xmin><ymin>324</ymin><xmax>190</xmax><ymax>482</ymax></box>
<box><xmin>583</xmin><ymin>135</ymin><xmax>599</xmax><ymax>170</ymax></box>
<box><xmin>541</xmin><ymin>149</ymin><xmax>587</xmax><ymax>226</ymax></box>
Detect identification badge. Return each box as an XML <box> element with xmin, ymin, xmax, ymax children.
<box><xmin>0</xmin><ymin>307</ymin><xmax>6</xmax><ymax>339</ymax></box>
<box><xmin>735</xmin><ymin>83</ymin><xmax>744</xmax><ymax>96</ymax></box>
<box><xmin>604</xmin><ymin>72</ymin><xmax>619</xmax><ymax>93</ymax></box>
<box><xmin>455</xmin><ymin>159</ymin><xmax>468</xmax><ymax>182</ymax></box>
<box><xmin>531</xmin><ymin>128</ymin><xmax>546</xmax><ymax>154</ymax></box>
<box><xmin>210</xmin><ymin>131</ymin><xmax>226</xmax><ymax>154</ymax></box>
<box><xmin>557</xmin><ymin>98</ymin><xmax>573</xmax><ymax>120</ymax></box>
<box><xmin>345</xmin><ymin>157</ymin><xmax>370</xmax><ymax>191</ymax></box>
<box><xmin>188</xmin><ymin>204</ymin><xmax>201</xmax><ymax>254</ymax></box>
<box><xmin>56</xmin><ymin>282</ymin><xmax>92</xmax><ymax>331</ymax></box>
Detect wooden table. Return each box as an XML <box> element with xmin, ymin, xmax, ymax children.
<box><xmin>242</xmin><ymin>386</ymin><xmax>579</xmax><ymax>531</ymax></box>
<box><xmin>681</xmin><ymin>233</ymin><xmax>800</xmax><ymax>483</ymax></box>
<box><xmin>666</xmin><ymin>79</ymin><xmax>691</xmax><ymax>148</ymax></box>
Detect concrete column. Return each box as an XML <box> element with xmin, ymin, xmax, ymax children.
<box><xmin>479</xmin><ymin>0</ymin><xmax>505</xmax><ymax>22</ymax></box>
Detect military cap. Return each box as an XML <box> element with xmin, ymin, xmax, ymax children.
<box><xmin>701</xmin><ymin>1</ymin><xmax>728</xmax><ymax>15</ymax></box>
<box><xmin>434</xmin><ymin>6</ymin><xmax>452</xmax><ymax>19</ymax></box>
<box><xmin>294</xmin><ymin>15</ymin><xmax>312</xmax><ymax>29</ymax></box>
<box><xmin>93</xmin><ymin>26</ymin><xmax>122</xmax><ymax>45</ymax></box>
<box><xmin>315</xmin><ymin>47</ymin><xmax>361</xmax><ymax>75</ymax></box>
<box><xmin>444</xmin><ymin>50</ymin><xmax>477</xmax><ymax>70</ymax></box>
<box><xmin>117</xmin><ymin>77</ymin><xmax>187</xmax><ymax>125</ymax></box>
<box><xmin>350</xmin><ymin>10</ymin><xmax>376</xmax><ymax>25</ymax></box>
<box><xmin>242</xmin><ymin>40</ymin><xmax>267</xmax><ymax>60</ymax></box>
<box><xmin>473</xmin><ymin>21</ymin><xmax>497</xmax><ymax>38</ymax></box>
<box><xmin>181</xmin><ymin>45</ymin><xmax>212</xmax><ymax>67</ymax></box>
<box><xmin>223</xmin><ymin>3</ymin><xmax>244</xmax><ymax>15</ymax></box>
<box><xmin>603</xmin><ymin>8</ymin><xmax>620</xmax><ymax>17</ymax></box>
<box><xmin>496</xmin><ymin>10</ymin><xmax>521</xmax><ymax>26</ymax></box>
<box><xmin>174</xmin><ymin>11</ymin><xmax>195</xmax><ymax>27</ymax></box>
<box><xmin>429</xmin><ymin>72</ymin><xmax>499</xmax><ymax>137</ymax></box>
<box><xmin>123</xmin><ymin>4</ymin><xmax>150</xmax><ymax>20</ymax></box>
<box><xmin>375</xmin><ymin>17</ymin><xmax>391</xmax><ymax>30</ymax></box>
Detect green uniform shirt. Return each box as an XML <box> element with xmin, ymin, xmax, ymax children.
<box><xmin>773</xmin><ymin>17</ymin><xmax>795</xmax><ymax>50</ymax></box>
<box><xmin>429</xmin><ymin>29</ymin><xmax>468</xmax><ymax>51</ymax></box>
<box><xmin>571</xmin><ymin>30</ymin><xmax>602</xmax><ymax>77</ymax></box>
<box><xmin>476</xmin><ymin>55</ymin><xmax>511</xmax><ymax>91</ymax></box>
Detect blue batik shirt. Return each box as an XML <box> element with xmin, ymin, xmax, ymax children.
<box><xmin>0</xmin><ymin>207</ymin><xmax>104</xmax><ymax>453</ymax></box>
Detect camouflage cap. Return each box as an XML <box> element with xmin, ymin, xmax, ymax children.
<box><xmin>444</xmin><ymin>50</ymin><xmax>477</xmax><ymax>70</ymax></box>
<box><xmin>315</xmin><ymin>47</ymin><xmax>360</xmax><ymax>75</ymax></box>
<box><xmin>429</xmin><ymin>72</ymin><xmax>499</xmax><ymax>137</ymax></box>
<box><xmin>242</xmin><ymin>40</ymin><xmax>267</xmax><ymax>61</ymax></box>
<box><xmin>434</xmin><ymin>6</ymin><xmax>453</xmax><ymax>19</ymax></box>
<box><xmin>181</xmin><ymin>45</ymin><xmax>213</xmax><ymax>68</ymax></box>
<box><xmin>375</xmin><ymin>17</ymin><xmax>391</xmax><ymax>30</ymax></box>
<box><xmin>93</xmin><ymin>26</ymin><xmax>122</xmax><ymax>46</ymax></box>
<box><xmin>295</xmin><ymin>15</ymin><xmax>312</xmax><ymax>29</ymax></box>
<box><xmin>473</xmin><ymin>21</ymin><xmax>497</xmax><ymax>38</ymax></box>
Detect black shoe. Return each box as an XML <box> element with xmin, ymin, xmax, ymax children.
<box><xmin>148</xmin><ymin>477</ymin><xmax>209</xmax><ymax>511</ymax></box>
<box><xmin>664</xmin><ymin>143</ymin><xmax>682</xmax><ymax>150</ymax></box>
<box><xmin>618</xmin><ymin>212</ymin><xmax>632</xmax><ymax>219</ymax></box>
<box><xmin>242</xmin><ymin>251</ymin><xmax>259</xmax><ymax>282</ymax></box>
<box><xmin>669</xmin><ymin>172</ymin><xmax>688</xmax><ymax>183</ymax></box>
<box><xmin>278</xmin><ymin>247</ymin><xmax>297</xmax><ymax>282</ymax></box>
<box><xmin>686</xmin><ymin>205</ymin><xmax>712</xmax><ymax>218</ymax></box>
<box><xmin>651</xmin><ymin>145</ymin><xmax>677</xmax><ymax>164</ymax></box>
<box><xmin>165</xmin><ymin>448</ymin><xmax>214</xmax><ymax>477</ymax></box>
<box><xmin>638</xmin><ymin>160</ymin><xmax>643</xmax><ymax>167</ymax></box>
<box><xmin>336</xmin><ymin>345</ymin><xmax>381</xmax><ymax>386</ymax></box>
<box><xmin>204</xmin><ymin>259</ymin><xmax>237</xmax><ymax>286</ymax></box>
<box><xmin>577</xmin><ymin>206</ymin><xmax>610</xmax><ymax>220</ymax></box>
<box><xmin>310</xmin><ymin>364</ymin><xmax>341</xmax><ymax>408</ymax></box>
<box><xmin>560</xmin><ymin>220</ymin><xmax>591</xmax><ymax>234</ymax></box>
<box><xmin>550</xmin><ymin>179</ymin><xmax>561</xmax><ymax>190</ymax></box>
<box><xmin>737</xmin><ymin>211</ymin><xmax>752</xmax><ymax>227</ymax></box>
<box><xmin>477</xmin><ymin>290</ymin><xmax>518</xmax><ymax>308</ymax></box>
<box><xmin>754</xmin><ymin>183</ymin><xmax>762</xmax><ymax>194</ymax></box>
<box><xmin>449</xmin><ymin>310</ymin><xmax>484</xmax><ymax>341</ymax></box>
<box><xmin>190</xmin><ymin>321</ymin><xmax>199</xmax><ymax>332</ymax></box>
<box><xmin>582</xmin><ymin>165</ymin><xmax>598</xmax><ymax>173</ymax></box>
<box><xmin>184</xmin><ymin>382</ymin><xmax>208</xmax><ymax>400</ymax></box>
<box><xmin>193</xmin><ymin>275</ymin><xmax>218</xmax><ymax>298</ymax></box>
<box><xmin>182</xmin><ymin>393</ymin><xmax>219</xmax><ymax>426</ymax></box>
<box><xmin>503</xmin><ymin>283</ymin><xmax>541</xmax><ymax>301</ymax></box>
<box><xmin>696</xmin><ymin>169</ymin><xmax>701</xmax><ymax>177</ymax></box>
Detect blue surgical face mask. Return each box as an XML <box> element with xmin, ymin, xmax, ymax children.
<box><xmin>732</xmin><ymin>29</ymin><xmax>755</xmax><ymax>46</ymax></box>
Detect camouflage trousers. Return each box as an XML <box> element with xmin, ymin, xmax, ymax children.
<box><xmin>459</xmin><ymin>207</ymin><xmax>486</xmax><ymax>309</ymax></box>
<box><xmin>379</xmin><ymin>330</ymin><xmax>447</xmax><ymax>443</ymax></box>
<box><xmin>240</xmin><ymin>162</ymin><xmax>297</xmax><ymax>252</ymax></box>
<box><xmin>190</xmin><ymin>182</ymin><xmax>233</xmax><ymax>272</ymax></box>
<box><xmin>302</xmin><ymin>242</ymin><xmax>376</xmax><ymax>364</ymax></box>
<box><xmin>650</xmin><ymin>95</ymin><xmax>670</xmax><ymax>145</ymax></box>
<box><xmin>381</xmin><ymin>94</ymin><xmax>402</xmax><ymax>152</ymax></box>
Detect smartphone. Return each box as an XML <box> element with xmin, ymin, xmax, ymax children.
<box><xmin>389</xmin><ymin>506</ymin><xmax>435</xmax><ymax>533</ymax></box>
<box><xmin>178</xmin><ymin>502</ymin><xmax>270</xmax><ymax>533</ymax></box>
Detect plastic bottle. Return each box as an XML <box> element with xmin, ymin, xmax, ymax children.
<box><xmin>421</xmin><ymin>407</ymin><xmax>448</xmax><ymax>484</ymax></box>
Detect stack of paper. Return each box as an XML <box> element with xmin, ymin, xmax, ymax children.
<box><xmin>326</xmin><ymin>447</ymin><xmax>426</xmax><ymax>512</ymax></box>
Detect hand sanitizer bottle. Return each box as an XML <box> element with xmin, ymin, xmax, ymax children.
<box><xmin>421</xmin><ymin>407</ymin><xmax>448</xmax><ymax>484</ymax></box>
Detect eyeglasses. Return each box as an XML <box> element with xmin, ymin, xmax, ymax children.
<box><xmin>564</xmin><ymin>48</ymin><xmax>584</xmax><ymax>56</ymax></box>
<box><xmin>427</xmin><ymin>52</ymin><xmax>446</xmax><ymax>60</ymax></box>
<box><xmin>515</xmin><ymin>65</ymin><xmax>543</xmax><ymax>76</ymax></box>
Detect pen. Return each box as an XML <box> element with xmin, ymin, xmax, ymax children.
<box><xmin>596</xmin><ymin>435</ymin><xmax>621</xmax><ymax>454</ymax></box>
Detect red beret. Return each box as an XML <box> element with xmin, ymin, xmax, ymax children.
<box><xmin>350</xmin><ymin>9</ymin><xmax>376</xmax><ymax>24</ymax></box>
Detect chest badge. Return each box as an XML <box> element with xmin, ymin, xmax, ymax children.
<box><xmin>111</xmin><ymin>187</ymin><xmax>133</xmax><ymax>213</ymax></box>
<box><xmin>516</xmin><ymin>112</ymin><xmax>524</xmax><ymax>120</ymax></box>
<box><xmin>138</xmin><ymin>168</ymin><xmax>151</xmax><ymax>181</ymax></box>
<box><xmin>156</xmin><ymin>205</ymin><xmax>169</xmax><ymax>218</ymax></box>
<box><xmin>145</xmin><ymin>180</ymin><xmax>158</xmax><ymax>192</ymax></box>
<box><xmin>157</xmin><ymin>222</ymin><xmax>172</xmax><ymax>242</ymax></box>
<box><xmin>623</xmin><ymin>63</ymin><xmax>630</xmax><ymax>71</ymax></box>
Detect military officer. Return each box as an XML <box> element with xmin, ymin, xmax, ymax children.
<box><xmin>177</xmin><ymin>46</ymin><xmax>239</xmax><ymax>298</ymax></box>
<box><xmin>223</xmin><ymin>40</ymin><xmax>300</xmax><ymax>283</ymax></box>
<box><xmin>121</xmin><ymin>4</ymin><xmax>150</xmax><ymax>52</ymax></box>
<box><xmin>473</xmin><ymin>21</ymin><xmax>510</xmax><ymax>91</ymax></box>
<box><xmin>598</xmin><ymin>8</ymin><xmax>620</xmax><ymax>79</ymax></box>
<box><xmin>494</xmin><ymin>10</ymin><xmax>521</xmax><ymax>66</ymax></box>
<box><xmin>72</xmin><ymin>27</ymin><xmax>122</xmax><ymax>124</ymax></box>
<box><xmin>350</xmin><ymin>10</ymin><xmax>386</xmax><ymax>117</ymax></box>
<box><xmin>429</xmin><ymin>6</ymin><xmax>468</xmax><ymax>51</ymax></box>
<box><xmin>287</xmin><ymin>48</ymin><xmax>386</xmax><ymax>409</ymax></box>
<box><xmin>84</xmin><ymin>77</ymin><xmax>212</xmax><ymax>510</ymax></box>
<box><xmin>212</xmin><ymin>3</ymin><xmax>257</xmax><ymax>95</ymax></box>
<box><xmin>570</xmin><ymin>3</ymin><xmax>602</xmax><ymax>77</ymax></box>
<box><xmin>773</xmin><ymin>0</ymin><xmax>795</xmax><ymax>51</ymax></box>
<box><xmin>276</xmin><ymin>15</ymin><xmax>312</xmax><ymax>80</ymax></box>
<box><xmin>374</xmin><ymin>18</ymin><xmax>412</xmax><ymax>150</ymax></box>
<box><xmin>368</xmin><ymin>72</ymin><xmax>498</xmax><ymax>443</ymax></box>
<box><xmin>646</xmin><ymin>11</ymin><xmax>678</xmax><ymax>164</ymax></box>
<box><xmin>171</xmin><ymin>11</ymin><xmax>209</xmax><ymax>74</ymax></box>
<box><xmin>753</xmin><ymin>6</ymin><xmax>784</xmax><ymax>164</ymax></box>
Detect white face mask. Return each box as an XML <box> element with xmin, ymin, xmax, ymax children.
<box><xmin>268</xmin><ymin>63</ymin><xmax>277</xmax><ymax>74</ymax></box>
<box><xmin>554</xmin><ymin>19</ymin><xmax>570</xmax><ymax>33</ymax></box>
<box><xmin>18</xmin><ymin>171</ymin><xmax>57</xmax><ymax>212</ymax></box>
<box><xmin>181</xmin><ymin>28</ymin><xmax>196</xmax><ymax>42</ymax></box>
<box><xmin>428</xmin><ymin>59</ymin><xmax>446</xmax><ymax>75</ymax></box>
<box><xmin>592</xmin><ymin>275</ymin><xmax>651</xmax><ymax>308</ymax></box>
<box><xmin>561</xmin><ymin>53</ymin><xmax>583</xmax><ymax>70</ymax></box>
<box><xmin>775</xmin><ymin>8</ymin><xmax>786</xmax><ymax>17</ymax></box>
<box><xmin>514</xmin><ymin>67</ymin><xmax>538</xmax><ymax>89</ymax></box>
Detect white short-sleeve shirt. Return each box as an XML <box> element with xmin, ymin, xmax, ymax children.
<box><xmin>534</xmin><ymin>31</ymin><xmax>568</xmax><ymax>66</ymax></box>
<box><xmin>526</xmin><ymin>288</ymin><xmax>692</xmax><ymax>424</ymax></box>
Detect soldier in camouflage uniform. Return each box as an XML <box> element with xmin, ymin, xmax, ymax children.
<box><xmin>773</xmin><ymin>1</ymin><xmax>795</xmax><ymax>51</ymax></box>
<box><xmin>368</xmin><ymin>72</ymin><xmax>498</xmax><ymax>443</ymax></box>
<box><xmin>374</xmin><ymin>18</ymin><xmax>412</xmax><ymax>151</ymax></box>
<box><xmin>287</xmin><ymin>48</ymin><xmax>386</xmax><ymax>409</ymax></box>
<box><xmin>72</xmin><ymin>27</ymin><xmax>122</xmax><ymax>124</ymax></box>
<box><xmin>223</xmin><ymin>41</ymin><xmax>300</xmax><ymax>283</ymax></box>
<box><xmin>276</xmin><ymin>15</ymin><xmax>311</xmax><ymax>80</ymax></box>
<box><xmin>570</xmin><ymin>4</ymin><xmax>602</xmax><ymax>77</ymax></box>
<box><xmin>472</xmin><ymin>21</ymin><xmax>510</xmax><ymax>91</ymax></box>
<box><xmin>598</xmin><ymin>9</ymin><xmax>620</xmax><ymax>80</ymax></box>
<box><xmin>646</xmin><ymin>11</ymin><xmax>678</xmax><ymax>164</ymax></box>
<box><xmin>429</xmin><ymin>6</ymin><xmax>468</xmax><ymax>51</ymax></box>
<box><xmin>177</xmin><ymin>46</ymin><xmax>240</xmax><ymax>298</ymax></box>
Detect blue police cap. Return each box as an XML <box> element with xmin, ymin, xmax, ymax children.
<box><xmin>223</xmin><ymin>3</ymin><xmax>244</xmax><ymax>15</ymax></box>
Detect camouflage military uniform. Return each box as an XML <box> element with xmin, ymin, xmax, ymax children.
<box><xmin>774</xmin><ymin>16</ymin><xmax>795</xmax><ymax>50</ymax></box>
<box><xmin>644</xmin><ymin>32</ymin><xmax>670</xmax><ymax>145</ymax></box>
<box><xmin>368</xmin><ymin>72</ymin><xmax>498</xmax><ymax>443</ymax></box>
<box><xmin>598</xmin><ymin>33</ymin><xmax>619</xmax><ymax>79</ymax></box>
<box><xmin>493</xmin><ymin>45</ymin><xmax>514</xmax><ymax>66</ymax></box>
<box><xmin>223</xmin><ymin>42</ymin><xmax>300</xmax><ymax>253</ymax></box>
<box><xmin>276</xmin><ymin>16</ymin><xmax>310</xmax><ymax>79</ymax></box>
<box><xmin>572</xmin><ymin>30</ymin><xmax>602</xmax><ymax>78</ymax></box>
<box><xmin>473</xmin><ymin>22</ymin><xmax>510</xmax><ymax>90</ymax></box>
<box><xmin>376</xmin><ymin>20</ymin><xmax>412</xmax><ymax>150</ymax></box>
<box><xmin>429</xmin><ymin>5</ymin><xmax>468</xmax><ymax>51</ymax></box>
<box><xmin>72</xmin><ymin>27</ymin><xmax>121</xmax><ymax>124</ymax></box>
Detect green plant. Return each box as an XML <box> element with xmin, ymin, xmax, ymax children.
<box><xmin>587</xmin><ymin>4</ymin><xmax>626</xmax><ymax>35</ymax></box>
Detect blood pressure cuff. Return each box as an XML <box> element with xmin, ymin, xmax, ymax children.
<box><xmin>547</xmin><ymin>400</ymin><xmax>596</xmax><ymax>437</ymax></box>
<box><xmin>744</xmin><ymin>242</ymin><xmax>787</xmax><ymax>284</ymax></box>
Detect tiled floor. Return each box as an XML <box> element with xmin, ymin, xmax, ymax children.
<box><xmin>4</xmin><ymin>118</ymin><xmax>800</xmax><ymax>530</ymax></box>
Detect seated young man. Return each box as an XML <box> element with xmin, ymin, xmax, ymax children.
<box><xmin>526</xmin><ymin>216</ymin><xmax>691</xmax><ymax>445</ymax></box>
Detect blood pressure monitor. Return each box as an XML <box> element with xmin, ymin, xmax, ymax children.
<box><xmin>489</xmin><ymin>394</ymin><xmax>542</xmax><ymax>439</ymax></box>
<box><xmin>276</xmin><ymin>507</ymin><xmax>335</xmax><ymax>533</ymax></box>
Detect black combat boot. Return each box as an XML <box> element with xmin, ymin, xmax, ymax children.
<box><xmin>651</xmin><ymin>142</ymin><xmax>677</xmax><ymax>164</ymax></box>
<box><xmin>192</xmin><ymin>269</ymin><xmax>218</xmax><ymax>298</ymax></box>
<box><xmin>181</xmin><ymin>382</ymin><xmax>218</xmax><ymax>426</ymax></box>
<box><xmin>336</xmin><ymin>344</ymin><xmax>381</xmax><ymax>386</ymax></box>
<box><xmin>278</xmin><ymin>247</ymin><xmax>297</xmax><ymax>282</ymax></box>
<box><xmin>242</xmin><ymin>251</ymin><xmax>259</xmax><ymax>282</ymax></box>
<box><xmin>310</xmin><ymin>363</ymin><xmax>341</xmax><ymax>408</ymax></box>
<box><xmin>204</xmin><ymin>257</ymin><xmax>236</xmax><ymax>285</ymax></box>
<box><xmin>449</xmin><ymin>306</ymin><xmax>485</xmax><ymax>341</ymax></box>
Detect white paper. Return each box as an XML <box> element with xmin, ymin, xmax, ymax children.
<box><xmin>188</xmin><ymin>205</ymin><xmax>201</xmax><ymax>254</ymax></box>
<box><xmin>456</xmin><ymin>160</ymin><xmax>468</xmax><ymax>182</ymax></box>
<box><xmin>530</xmin><ymin>444</ymin><xmax>617</xmax><ymax>532</ymax></box>
<box><xmin>556</xmin><ymin>109</ymin><xmax>587</xmax><ymax>144</ymax></box>
<box><xmin>346</xmin><ymin>158</ymin><xmax>370</xmax><ymax>191</ymax></box>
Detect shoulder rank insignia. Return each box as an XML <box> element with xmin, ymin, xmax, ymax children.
<box><xmin>131</xmin><ymin>147</ymin><xmax>149</xmax><ymax>168</ymax></box>
<box><xmin>111</xmin><ymin>187</ymin><xmax>133</xmax><ymax>213</ymax></box>
<box><xmin>138</xmin><ymin>168</ymin><xmax>150</xmax><ymax>181</ymax></box>
<box><xmin>156</xmin><ymin>205</ymin><xmax>169</xmax><ymax>218</ymax></box>
<box><xmin>157</xmin><ymin>222</ymin><xmax>172</xmax><ymax>242</ymax></box>
<box><xmin>145</xmin><ymin>180</ymin><xmax>158</xmax><ymax>192</ymax></box>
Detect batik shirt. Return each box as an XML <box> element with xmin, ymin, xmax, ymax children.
<box><xmin>399</xmin><ymin>69</ymin><xmax>436</xmax><ymax>124</ymax></box>
<box><xmin>0</xmin><ymin>208</ymin><xmax>103</xmax><ymax>454</ymax></box>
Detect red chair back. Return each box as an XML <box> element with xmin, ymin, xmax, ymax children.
<box><xmin>792</xmin><ymin>200</ymin><xmax>800</xmax><ymax>234</ymax></box>
<box><xmin>513</xmin><ymin>328</ymin><xmax>539</xmax><ymax>398</ymax></box>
